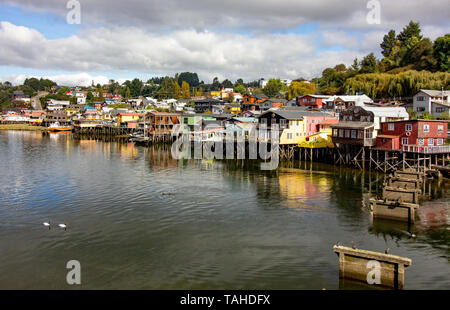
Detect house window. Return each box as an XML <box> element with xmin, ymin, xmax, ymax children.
<box><xmin>358</xmin><ymin>130</ymin><xmax>363</xmax><ymax>139</ymax></box>
<box><xmin>438</xmin><ymin>125</ymin><xmax>444</xmax><ymax>132</ymax></box>
<box><xmin>437</xmin><ymin>138</ymin><xmax>444</xmax><ymax>145</ymax></box>
<box><xmin>423</xmin><ymin>124</ymin><xmax>430</xmax><ymax>132</ymax></box>
<box><xmin>388</xmin><ymin>123</ymin><xmax>395</xmax><ymax>131</ymax></box>
<box><xmin>436</xmin><ymin>107</ymin><xmax>446</xmax><ymax>113</ymax></box>
<box><xmin>351</xmin><ymin>130</ymin><xmax>357</xmax><ymax>139</ymax></box>
<box><xmin>417</xmin><ymin>96</ymin><xmax>425</xmax><ymax>101</ymax></box>
<box><xmin>418</xmin><ymin>138</ymin><xmax>424</xmax><ymax>145</ymax></box>
<box><xmin>417</xmin><ymin>107</ymin><xmax>426</xmax><ymax>112</ymax></box>
<box><xmin>345</xmin><ymin>130</ymin><xmax>350</xmax><ymax>138</ymax></box>
<box><xmin>428</xmin><ymin>138</ymin><xmax>434</xmax><ymax>146</ymax></box>
<box><xmin>339</xmin><ymin>129</ymin><xmax>344</xmax><ymax>138</ymax></box>
<box><xmin>287</xmin><ymin>133</ymin><xmax>293</xmax><ymax>139</ymax></box>
<box><xmin>402</xmin><ymin>138</ymin><xmax>408</xmax><ymax>145</ymax></box>
<box><xmin>311</xmin><ymin>98</ymin><xmax>316</xmax><ymax>103</ymax></box>
<box><xmin>405</xmin><ymin>124</ymin><xmax>412</xmax><ymax>131</ymax></box>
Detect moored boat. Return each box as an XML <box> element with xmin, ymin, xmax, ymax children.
<box><xmin>48</xmin><ymin>122</ymin><xmax>73</xmax><ymax>132</ymax></box>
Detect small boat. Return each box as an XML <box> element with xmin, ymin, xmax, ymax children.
<box><xmin>48</xmin><ymin>122</ymin><xmax>73</xmax><ymax>132</ymax></box>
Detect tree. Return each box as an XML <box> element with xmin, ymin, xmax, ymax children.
<box><xmin>397</xmin><ymin>21</ymin><xmax>422</xmax><ymax>48</ymax></box>
<box><xmin>381</xmin><ymin>30</ymin><xmax>397</xmax><ymax>57</ymax></box>
<box><xmin>235</xmin><ymin>78</ymin><xmax>244</xmax><ymax>86</ymax></box>
<box><xmin>286</xmin><ymin>81</ymin><xmax>317</xmax><ymax>100</ymax></box>
<box><xmin>360</xmin><ymin>53</ymin><xmax>378</xmax><ymax>74</ymax></box>
<box><xmin>403</xmin><ymin>38</ymin><xmax>437</xmax><ymax>71</ymax></box>
<box><xmin>222</xmin><ymin>79</ymin><xmax>233</xmax><ymax>88</ymax></box>
<box><xmin>434</xmin><ymin>34</ymin><xmax>450</xmax><ymax>72</ymax></box>
<box><xmin>334</xmin><ymin>64</ymin><xmax>347</xmax><ymax>72</ymax></box>
<box><xmin>99</xmin><ymin>88</ymin><xmax>104</xmax><ymax>100</ymax></box>
<box><xmin>234</xmin><ymin>84</ymin><xmax>246</xmax><ymax>95</ymax></box>
<box><xmin>129</xmin><ymin>78</ymin><xmax>143</xmax><ymax>97</ymax></box>
<box><xmin>262</xmin><ymin>79</ymin><xmax>284</xmax><ymax>97</ymax></box>
<box><xmin>351</xmin><ymin>58</ymin><xmax>360</xmax><ymax>72</ymax></box>
<box><xmin>418</xmin><ymin>111</ymin><xmax>436</xmax><ymax>120</ymax></box>
<box><xmin>440</xmin><ymin>111</ymin><xmax>450</xmax><ymax>120</ymax></box>
<box><xmin>181</xmin><ymin>81</ymin><xmax>190</xmax><ymax>99</ymax></box>
<box><xmin>211</xmin><ymin>77</ymin><xmax>221</xmax><ymax>91</ymax></box>
<box><xmin>86</xmin><ymin>91</ymin><xmax>93</xmax><ymax>102</ymax></box>
<box><xmin>178</xmin><ymin>72</ymin><xmax>199</xmax><ymax>87</ymax></box>
<box><xmin>124</xmin><ymin>87</ymin><xmax>131</xmax><ymax>99</ymax></box>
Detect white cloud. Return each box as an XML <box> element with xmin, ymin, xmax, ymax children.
<box><xmin>2</xmin><ymin>0</ymin><xmax>448</xmax><ymax>31</ymax></box>
<box><xmin>0</xmin><ymin>21</ymin><xmax>367</xmax><ymax>82</ymax></box>
<box><xmin>0</xmin><ymin>73</ymin><xmax>114</xmax><ymax>87</ymax></box>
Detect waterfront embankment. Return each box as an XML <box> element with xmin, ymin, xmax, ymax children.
<box><xmin>0</xmin><ymin>124</ymin><xmax>47</xmax><ymax>131</ymax></box>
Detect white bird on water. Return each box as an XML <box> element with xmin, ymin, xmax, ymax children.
<box><xmin>43</xmin><ymin>222</ymin><xmax>51</xmax><ymax>229</ymax></box>
<box><xmin>58</xmin><ymin>223</ymin><xmax>67</xmax><ymax>231</ymax></box>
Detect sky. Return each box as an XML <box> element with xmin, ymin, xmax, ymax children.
<box><xmin>0</xmin><ymin>0</ymin><xmax>448</xmax><ymax>86</ymax></box>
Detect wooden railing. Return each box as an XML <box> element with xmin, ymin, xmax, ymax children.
<box><xmin>402</xmin><ymin>144</ymin><xmax>450</xmax><ymax>154</ymax></box>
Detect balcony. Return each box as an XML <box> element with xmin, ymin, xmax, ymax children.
<box><xmin>402</xmin><ymin>144</ymin><xmax>450</xmax><ymax>154</ymax></box>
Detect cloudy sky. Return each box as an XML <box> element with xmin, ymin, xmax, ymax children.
<box><xmin>0</xmin><ymin>0</ymin><xmax>448</xmax><ymax>86</ymax></box>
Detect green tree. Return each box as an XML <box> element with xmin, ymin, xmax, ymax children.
<box><xmin>125</xmin><ymin>87</ymin><xmax>131</xmax><ymax>99</ymax></box>
<box><xmin>397</xmin><ymin>21</ymin><xmax>422</xmax><ymax>47</ymax></box>
<box><xmin>86</xmin><ymin>91</ymin><xmax>93</xmax><ymax>102</ymax></box>
<box><xmin>129</xmin><ymin>78</ymin><xmax>143</xmax><ymax>97</ymax></box>
<box><xmin>234</xmin><ymin>84</ymin><xmax>246</xmax><ymax>95</ymax></box>
<box><xmin>434</xmin><ymin>34</ymin><xmax>450</xmax><ymax>72</ymax></box>
<box><xmin>403</xmin><ymin>38</ymin><xmax>437</xmax><ymax>70</ymax></box>
<box><xmin>181</xmin><ymin>81</ymin><xmax>190</xmax><ymax>99</ymax></box>
<box><xmin>440</xmin><ymin>111</ymin><xmax>450</xmax><ymax>120</ymax></box>
<box><xmin>286</xmin><ymin>81</ymin><xmax>317</xmax><ymax>100</ymax></box>
<box><xmin>381</xmin><ymin>30</ymin><xmax>397</xmax><ymax>57</ymax></box>
<box><xmin>262</xmin><ymin>79</ymin><xmax>284</xmax><ymax>97</ymax></box>
<box><xmin>360</xmin><ymin>53</ymin><xmax>378</xmax><ymax>74</ymax></box>
<box><xmin>418</xmin><ymin>111</ymin><xmax>436</xmax><ymax>120</ymax></box>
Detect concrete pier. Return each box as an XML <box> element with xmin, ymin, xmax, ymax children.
<box><xmin>370</xmin><ymin>199</ymin><xmax>418</xmax><ymax>222</ymax></box>
<box><xmin>333</xmin><ymin>245</ymin><xmax>412</xmax><ymax>290</ymax></box>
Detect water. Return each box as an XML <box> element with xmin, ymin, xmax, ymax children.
<box><xmin>0</xmin><ymin>131</ymin><xmax>448</xmax><ymax>289</ymax></box>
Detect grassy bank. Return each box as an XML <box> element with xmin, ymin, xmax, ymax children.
<box><xmin>0</xmin><ymin>124</ymin><xmax>48</xmax><ymax>131</ymax></box>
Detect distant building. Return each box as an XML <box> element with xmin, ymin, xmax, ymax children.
<box><xmin>296</xmin><ymin>95</ymin><xmax>331</xmax><ymax>109</ymax></box>
<box><xmin>323</xmin><ymin>95</ymin><xmax>374</xmax><ymax>112</ymax></box>
<box><xmin>413</xmin><ymin>89</ymin><xmax>450</xmax><ymax>118</ymax></box>
<box><xmin>194</xmin><ymin>98</ymin><xmax>224</xmax><ymax>113</ymax></box>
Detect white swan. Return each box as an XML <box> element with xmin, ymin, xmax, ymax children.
<box><xmin>58</xmin><ymin>223</ymin><xmax>67</xmax><ymax>231</ymax></box>
<box><xmin>43</xmin><ymin>222</ymin><xmax>51</xmax><ymax>229</ymax></box>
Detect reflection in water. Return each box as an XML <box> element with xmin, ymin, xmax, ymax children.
<box><xmin>0</xmin><ymin>131</ymin><xmax>448</xmax><ymax>290</ymax></box>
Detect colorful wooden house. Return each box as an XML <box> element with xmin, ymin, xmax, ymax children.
<box><xmin>258</xmin><ymin>109</ymin><xmax>338</xmax><ymax>145</ymax></box>
<box><xmin>296</xmin><ymin>95</ymin><xmax>330</xmax><ymax>109</ymax></box>
<box><xmin>376</xmin><ymin>120</ymin><xmax>448</xmax><ymax>152</ymax></box>
<box><xmin>116</xmin><ymin>112</ymin><xmax>145</xmax><ymax>128</ymax></box>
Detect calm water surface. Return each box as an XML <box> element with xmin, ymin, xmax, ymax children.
<box><xmin>0</xmin><ymin>131</ymin><xmax>448</xmax><ymax>289</ymax></box>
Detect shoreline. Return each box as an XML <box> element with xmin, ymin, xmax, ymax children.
<box><xmin>0</xmin><ymin>124</ymin><xmax>48</xmax><ymax>131</ymax></box>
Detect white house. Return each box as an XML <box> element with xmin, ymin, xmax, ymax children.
<box><xmin>47</xmin><ymin>99</ymin><xmax>70</xmax><ymax>111</ymax></box>
<box><xmin>324</xmin><ymin>95</ymin><xmax>374</xmax><ymax>111</ymax></box>
<box><xmin>413</xmin><ymin>89</ymin><xmax>449</xmax><ymax>118</ymax></box>
<box><xmin>75</xmin><ymin>92</ymin><xmax>86</xmax><ymax>105</ymax></box>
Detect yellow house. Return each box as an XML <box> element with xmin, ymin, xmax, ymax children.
<box><xmin>116</xmin><ymin>113</ymin><xmax>144</xmax><ymax>127</ymax></box>
<box><xmin>280</xmin><ymin>119</ymin><xmax>307</xmax><ymax>145</ymax></box>
<box><xmin>224</xmin><ymin>104</ymin><xmax>241</xmax><ymax>115</ymax></box>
